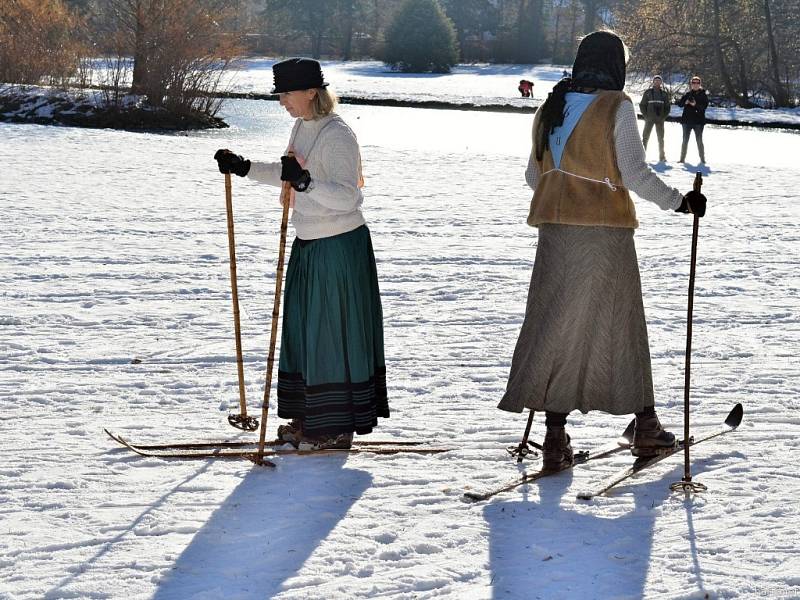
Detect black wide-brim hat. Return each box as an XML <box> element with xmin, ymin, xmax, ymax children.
<box><xmin>271</xmin><ymin>58</ymin><xmax>329</xmax><ymax>94</ymax></box>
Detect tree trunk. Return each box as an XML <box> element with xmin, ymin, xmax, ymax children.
<box><xmin>340</xmin><ymin>0</ymin><xmax>355</xmax><ymax>61</ymax></box>
<box><xmin>731</xmin><ymin>40</ymin><xmax>754</xmax><ymax>107</ymax></box>
<box><xmin>516</xmin><ymin>0</ymin><xmax>544</xmax><ymax>63</ymax></box>
<box><xmin>710</xmin><ymin>0</ymin><xmax>740</xmax><ymax>105</ymax></box>
<box><xmin>570</xmin><ymin>1</ymin><xmax>578</xmax><ymax>58</ymax></box>
<box><xmin>581</xmin><ymin>0</ymin><xmax>597</xmax><ymax>35</ymax></box>
<box><xmin>311</xmin><ymin>32</ymin><xmax>322</xmax><ymax>58</ymax></box>
<box><xmin>131</xmin><ymin>0</ymin><xmax>148</xmax><ymax>94</ymax></box>
<box><xmin>552</xmin><ymin>5</ymin><xmax>561</xmax><ymax>60</ymax></box>
<box><xmin>763</xmin><ymin>0</ymin><xmax>789</xmax><ymax>106</ymax></box>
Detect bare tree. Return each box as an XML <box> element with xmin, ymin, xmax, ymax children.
<box><xmin>102</xmin><ymin>0</ymin><xmax>242</xmax><ymax>114</ymax></box>
<box><xmin>617</xmin><ymin>0</ymin><xmax>799</xmax><ymax>107</ymax></box>
<box><xmin>0</xmin><ymin>0</ymin><xmax>88</xmax><ymax>86</ymax></box>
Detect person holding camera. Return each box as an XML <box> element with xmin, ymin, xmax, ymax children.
<box><xmin>677</xmin><ymin>75</ymin><xmax>709</xmax><ymax>163</ymax></box>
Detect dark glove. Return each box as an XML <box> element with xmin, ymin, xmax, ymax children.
<box><xmin>676</xmin><ymin>190</ymin><xmax>707</xmax><ymax>217</ymax></box>
<box><xmin>280</xmin><ymin>155</ymin><xmax>312</xmax><ymax>192</ymax></box>
<box><xmin>214</xmin><ymin>149</ymin><xmax>250</xmax><ymax>177</ymax></box>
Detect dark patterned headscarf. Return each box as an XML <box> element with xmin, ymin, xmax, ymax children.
<box><xmin>536</xmin><ymin>31</ymin><xmax>628</xmax><ymax>160</ymax></box>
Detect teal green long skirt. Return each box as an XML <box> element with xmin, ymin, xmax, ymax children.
<box><xmin>277</xmin><ymin>225</ymin><xmax>389</xmax><ymax>436</ymax></box>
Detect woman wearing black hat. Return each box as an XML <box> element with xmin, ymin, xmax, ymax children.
<box><xmin>497</xmin><ymin>32</ymin><xmax>707</xmax><ymax>471</ymax></box>
<box><xmin>214</xmin><ymin>58</ymin><xmax>388</xmax><ymax>450</ymax></box>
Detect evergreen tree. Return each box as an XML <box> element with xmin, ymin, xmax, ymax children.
<box><xmin>263</xmin><ymin>0</ymin><xmax>341</xmax><ymax>58</ymax></box>
<box><xmin>383</xmin><ymin>0</ymin><xmax>459</xmax><ymax>73</ymax></box>
<box><xmin>440</xmin><ymin>0</ymin><xmax>497</xmax><ymax>62</ymax></box>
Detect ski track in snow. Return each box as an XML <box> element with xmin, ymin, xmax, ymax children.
<box><xmin>1</xmin><ymin>82</ymin><xmax>799</xmax><ymax>599</ymax></box>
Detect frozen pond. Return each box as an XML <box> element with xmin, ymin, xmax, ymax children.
<box><xmin>1</xmin><ymin>99</ymin><xmax>799</xmax><ymax>599</ymax></box>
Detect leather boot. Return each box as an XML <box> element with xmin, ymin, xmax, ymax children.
<box><xmin>542</xmin><ymin>426</ymin><xmax>574</xmax><ymax>472</ymax></box>
<box><xmin>633</xmin><ymin>414</ymin><xmax>676</xmax><ymax>457</ymax></box>
<box><xmin>277</xmin><ymin>418</ymin><xmax>303</xmax><ymax>444</ymax></box>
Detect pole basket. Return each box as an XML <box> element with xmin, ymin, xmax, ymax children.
<box><xmin>670</xmin><ymin>480</ymin><xmax>708</xmax><ymax>493</ymax></box>
<box><xmin>248</xmin><ymin>455</ymin><xmax>277</xmax><ymax>468</ymax></box>
<box><xmin>507</xmin><ymin>440</ymin><xmax>541</xmax><ymax>462</ymax></box>
<box><xmin>228</xmin><ymin>413</ymin><xmax>259</xmax><ymax>431</ymax></box>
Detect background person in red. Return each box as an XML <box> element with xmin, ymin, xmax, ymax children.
<box><xmin>518</xmin><ymin>79</ymin><xmax>534</xmax><ymax>98</ymax></box>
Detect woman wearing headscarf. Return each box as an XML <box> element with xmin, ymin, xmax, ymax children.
<box><xmin>214</xmin><ymin>58</ymin><xmax>388</xmax><ymax>450</ymax></box>
<box><xmin>498</xmin><ymin>32</ymin><xmax>707</xmax><ymax>471</ymax></box>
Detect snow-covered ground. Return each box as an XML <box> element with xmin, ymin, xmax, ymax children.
<box><xmin>229</xmin><ymin>59</ymin><xmax>800</xmax><ymax>126</ymax></box>
<box><xmin>1</xmin><ymin>73</ymin><xmax>799</xmax><ymax>599</ymax></box>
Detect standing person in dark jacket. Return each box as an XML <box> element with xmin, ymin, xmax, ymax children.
<box><xmin>639</xmin><ymin>75</ymin><xmax>670</xmax><ymax>162</ymax></box>
<box><xmin>677</xmin><ymin>75</ymin><xmax>709</xmax><ymax>163</ymax></box>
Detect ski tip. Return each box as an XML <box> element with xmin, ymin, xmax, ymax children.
<box><xmin>104</xmin><ymin>429</ymin><xmax>122</xmax><ymax>443</ymax></box>
<box><xmin>576</xmin><ymin>491</ymin><xmax>594</xmax><ymax>501</ymax></box>
<box><xmin>725</xmin><ymin>403</ymin><xmax>744</xmax><ymax>429</ymax></box>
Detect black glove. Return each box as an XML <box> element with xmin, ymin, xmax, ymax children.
<box><xmin>214</xmin><ymin>149</ymin><xmax>250</xmax><ymax>177</ymax></box>
<box><xmin>280</xmin><ymin>155</ymin><xmax>312</xmax><ymax>192</ymax></box>
<box><xmin>676</xmin><ymin>190</ymin><xmax>707</xmax><ymax>218</ymax></box>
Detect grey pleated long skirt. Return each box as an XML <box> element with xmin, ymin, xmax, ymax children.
<box><xmin>498</xmin><ymin>223</ymin><xmax>654</xmax><ymax>415</ymax></box>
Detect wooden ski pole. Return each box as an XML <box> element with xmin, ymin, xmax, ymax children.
<box><xmin>224</xmin><ymin>173</ymin><xmax>258</xmax><ymax>432</ymax></box>
<box><xmin>253</xmin><ymin>155</ymin><xmax>294</xmax><ymax>466</ymax></box>
<box><xmin>670</xmin><ymin>172</ymin><xmax>707</xmax><ymax>494</ymax></box>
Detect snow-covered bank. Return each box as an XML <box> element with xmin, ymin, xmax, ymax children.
<box><xmin>227</xmin><ymin>59</ymin><xmax>800</xmax><ymax>128</ymax></box>
<box><xmin>1</xmin><ymin>97</ymin><xmax>799</xmax><ymax>599</ymax></box>
<box><xmin>0</xmin><ymin>85</ymin><xmax>226</xmax><ymax>130</ymax></box>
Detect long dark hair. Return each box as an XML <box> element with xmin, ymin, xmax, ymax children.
<box><xmin>535</xmin><ymin>31</ymin><xmax>628</xmax><ymax>161</ymax></box>
<box><xmin>536</xmin><ymin>77</ymin><xmax>573</xmax><ymax>161</ymax></box>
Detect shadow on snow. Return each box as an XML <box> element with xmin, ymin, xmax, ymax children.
<box><xmin>484</xmin><ymin>452</ymin><xmax>731</xmax><ymax>599</ymax></box>
<box><xmin>151</xmin><ymin>455</ymin><xmax>371</xmax><ymax>600</ymax></box>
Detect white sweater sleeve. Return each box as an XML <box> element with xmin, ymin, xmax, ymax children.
<box><xmin>297</xmin><ymin>126</ymin><xmax>361</xmax><ymax>213</ymax></box>
<box><xmin>246</xmin><ymin>160</ymin><xmax>281</xmax><ymax>187</ymax></box>
<box><xmin>614</xmin><ymin>100</ymin><xmax>684</xmax><ymax>210</ymax></box>
<box><xmin>245</xmin><ymin>119</ymin><xmax>299</xmax><ymax>188</ymax></box>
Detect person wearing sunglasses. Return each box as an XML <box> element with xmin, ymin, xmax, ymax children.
<box><xmin>677</xmin><ymin>76</ymin><xmax>709</xmax><ymax>163</ymax></box>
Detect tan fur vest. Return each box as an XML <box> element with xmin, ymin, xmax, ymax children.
<box><xmin>527</xmin><ymin>91</ymin><xmax>639</xmax><ymax>229</ymax></box>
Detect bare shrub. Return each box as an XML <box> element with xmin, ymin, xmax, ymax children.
<box><xmin>0</xmin><ymin>0</ymin><xmax>88</xmax><ymax>86</ymax></box>
<box><xmin>105</xmin><ymin>0</ymin><xmax>243</xmax><ymax>116</ymax></box>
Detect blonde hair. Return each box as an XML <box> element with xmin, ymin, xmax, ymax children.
<box><xmin>311</xmin><ymin>87</ymin><xmax>338</xmax><ymax>119</ymax></box>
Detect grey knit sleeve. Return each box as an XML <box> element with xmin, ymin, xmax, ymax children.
<box><xmin>615</xmin><ymin>100</ymin><xmax>684</xmax><ymax>211</ymax></box>
<box><xmin>524</xmin><ymin>109</ymin><xmax>542</xmax><ymax>190</ymax></box>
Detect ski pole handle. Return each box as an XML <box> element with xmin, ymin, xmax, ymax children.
<box><xmin>693</xmin><ymin>172</ymin><xmax>702</xmax><ymax>193</ymax></box>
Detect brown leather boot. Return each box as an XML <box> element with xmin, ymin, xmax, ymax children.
<box><xmin>276</xmin><ymin>418</ymin><xmax>303</xmax><ymax>444</ymax></box>
<box><xmin>632</xmin><ymin>415</ymin><xmax>676</xmax><ymax>457</ymax></box>
<box><xmin>542</xmin><ymin>426</ymin><xmax>574</xmax><ymax>472</ymax></box>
